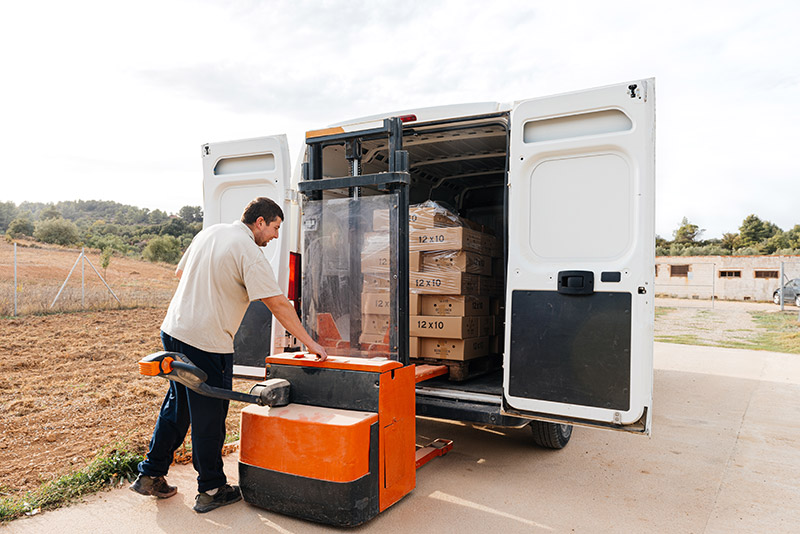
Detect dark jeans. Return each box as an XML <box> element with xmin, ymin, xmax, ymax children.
<box><xmin>138</xmin><ymin>331</ymin><xmax>233</xmax><ymax>493</ymax></box>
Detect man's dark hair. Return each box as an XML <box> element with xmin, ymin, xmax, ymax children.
<box><xmin>241</xmin><ymin>197</ymin><xmax>284</xmax><ymax>225</ymax></box>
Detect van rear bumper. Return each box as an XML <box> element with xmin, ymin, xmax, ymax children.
<box><xmin>415</xmin><ymin>389</ymin><xmax>528</xmax><ymax>427</ymax></box>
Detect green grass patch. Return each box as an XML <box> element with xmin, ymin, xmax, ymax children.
<box><xmin>0</xmin><ymin>446</ymin><xmax>143</xmax><ymax>523</ymax></box>
<box><xmin>655</xmin><ymin>306</ymin><xmax>676</xmax><ymax>318</ymax></box>
<box><xmin>746</xmin><ymin>311</ymin><xmax>800</xmax><ymax>354</ymax></box>
<box><xmin>654</xmin><ymin>334</ymin><xmax>706</xmax><ymax>345</ymax></box>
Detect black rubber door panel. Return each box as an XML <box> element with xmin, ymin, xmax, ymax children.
<box><xmin>508</xmin><ymin>290</ymin><xmax>631</xmax><ymax>411</ymax></box>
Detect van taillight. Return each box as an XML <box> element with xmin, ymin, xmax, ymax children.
<box><xmin>399</xmin><ymin>114</ymin><xmax>417</xmax><ymax>123</ymax></box>
<box><xmin>288</xmin><ymin>252</ymin><xmax>301</xmax><ymax>303</ymax></box>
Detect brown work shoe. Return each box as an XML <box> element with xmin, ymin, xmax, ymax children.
<box><xmin>193</xmin><ymin>484</ymin><xmax>242</xmax><ymax>513</ymax></box>
<box><xmin>129</xmin><ymin>474</ymin><xmax>178</xmax><ymax>498</ymax></box>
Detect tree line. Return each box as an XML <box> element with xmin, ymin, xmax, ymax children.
<box><xmin>3</xmin><ymin>201</ymin><xmax>796</xmax><ymax>261</ymax></box>
<box><xmin>0</xmin><ymin>200</ymin><xmax>204</xmax><ymax>264</ymax></box>
<box><xmin>658</xmin><ymin>215</ymin><xmax>800</xmax><ymax>256</ymax></box>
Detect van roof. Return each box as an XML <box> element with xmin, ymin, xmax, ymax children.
<box><xmin>329</xmin><ymin>101</ymin><xmax>509</xmax><ymax>128</ymax></box>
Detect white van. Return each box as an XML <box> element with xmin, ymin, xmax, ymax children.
<box><xmin>201</xmin><ymin>79</ymin><xmax>656</xmax><ymax>447</ymax></box>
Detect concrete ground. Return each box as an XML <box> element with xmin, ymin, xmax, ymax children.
<box><xmin>7</xmin><ymin>342</ymin><xmax>800</xmax><ymax>533</ymax></box>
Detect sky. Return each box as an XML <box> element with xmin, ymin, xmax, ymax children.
<box><xmin>1</xmin><ymin>0</ymin><xmax>798</xmax><ymax>239</ymax></box>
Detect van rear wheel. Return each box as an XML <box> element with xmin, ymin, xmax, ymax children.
<box><xmin>530</xmin><ymin>421</ymin><xmax>572</xmax><ymax>449</ymax></box>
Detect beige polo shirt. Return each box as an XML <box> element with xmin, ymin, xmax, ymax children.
<box><xmin>161</xmin><ymin>220</ymin><xmax>282</xmax><ymax>353</ymax></box>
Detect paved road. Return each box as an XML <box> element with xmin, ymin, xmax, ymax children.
<box><xmin>7</xmin><ymin>343</ymin><xmax>800</xmax><ymax>533</ymax></box>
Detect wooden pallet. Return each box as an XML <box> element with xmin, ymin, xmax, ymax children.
<box><xmin>411</xmin><ymin>354</ymin><xmax>502</xmax><ymax>382</ymax></box>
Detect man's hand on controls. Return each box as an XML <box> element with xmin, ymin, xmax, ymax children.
<box><xmin>306</xmin><ymin>341</ymin><xmax>328</xmax><ymax>362</ymax></box>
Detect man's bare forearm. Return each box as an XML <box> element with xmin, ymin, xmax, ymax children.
<box><xmin>261</xmin><ymin>295</ymin><xmax>316</xmax><ymax>349</ymax></box>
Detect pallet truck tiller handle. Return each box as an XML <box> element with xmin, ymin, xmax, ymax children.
<box><xmin>139</xmin><ymin>351</ymin><xmax>290</xmax><ymax>407</ymax></box>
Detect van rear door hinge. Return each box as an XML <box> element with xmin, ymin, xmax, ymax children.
<box><xmin>284</xmin><ymin>189</ymin><xmax>299</xmax><ymax>203</ymax></box>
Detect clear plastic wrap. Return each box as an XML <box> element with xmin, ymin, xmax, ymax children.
<box><xmin>302</xmin><ymin>196</ymin><xmax>503</xmax><ymax>361</ymax></box>
<box><xmin>418</xmin><ymin>250</ymin><xmax>492</xmax><ymax>275</ymax></box>
<box><xmin>373</xmin><ymin>199</ymin><xmax>462</xmax><ymax>232</ymax></box>
<box><xmin>399</xmin><ymin>201</ymin><xmax>503</xmax><ymax>360</ymax></box>
<box><xmin>302</xmin><ymin>194</ymin><xmax>398</xmax><ymax>359</ymax></box>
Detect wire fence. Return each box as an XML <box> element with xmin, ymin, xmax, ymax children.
<box><xmin>0</xmin><ymin>241</ymin><xmax>177</xmax><ymax>317</ymax></box>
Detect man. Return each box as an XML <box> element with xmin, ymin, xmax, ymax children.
<box><xmin>130</xmin><ymin>196</ymin><xmax>327</xmax><ymax>513</ymax></box>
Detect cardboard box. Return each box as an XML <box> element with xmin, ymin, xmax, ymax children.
<box><xmin>363</xmin><ymin>273</ymin><xmax>390</xmax><ymax>291</ymax></box>
<box><xmin>421</xmin><ymin>250</ymin><xmax>491</xmax><ymax>275</ymax></box>
<box><xmin>373</xmin><ymin>205</ymin><xmax>461</xmax><ymax>231</ymax></box>
<box><xmin>409</xmin><ymin>227</ymin><xmax>485</xmax><ymax>254</ymax></box>
<box><xmin>410</xmin><ymin>271</ymin><xmax>480</xmax><ymax>295</ymax></box>
<box><xmin>410</xmin><ymin>315</ymin><xmax>480</xmax><ymax>339</ymax></box>
<box><xmin>409</xmin><ymin>251</ymin><xmax>421</xmax><ymax>272</ymax></box>
<box><xmin>362</xmin><ymin>292</ymin><xmax>391</xmax><ymax>314</ymax></box>
<box><xmin>409</xmin><ymin>336</ymin><xmax>419</xmax><ymax>359</ymax></box>
<box><xmin>363</xmin><ymin>292</ymin><xmax>420</xmax><ymax>315</ymax></box>
<box><xmin>478</xmin><ymin>275</ymin><xmax>503</xmax><ymax>296</ymax></box>
<box><xmin>420</xmin><ymin>295</ymin><xmax>489</xmax><ymax>317</ymax></box>
<box><xmin>418</xmin><ymin>337</ymin><xmax>490</xmax><ymax>361</ymax></box>
<box><xmin>361</xmin><ymin>254</ymin><xmax>390</xmax><ymax>273</ymax></box>
<box><xmin>362</xmin><ymin>314</ymin><xmax>391</xmax><ymax>335</ymax></box>
<box><xmin>482</xmin><ymin>233</ymin><xmax>501</xmax><ymax>258</ymax></box>
<box><xmin>409</xmin><ymin>292</ymin><xmax>421</xmax><ymax>315</ymax></box>
<box><xmin>360</xmin><ymin>332</ymin><xmax>389</xmax><ymax>346</ymax></box>
<box><xmin>479</xmin><ymin>315</ymin><xmax>495</xmax><ymax>337</ymax></box>
<box><xmin>362</xmin><ymin>245</ymin><xmax>422</xmax><ymax>273</ymax></box>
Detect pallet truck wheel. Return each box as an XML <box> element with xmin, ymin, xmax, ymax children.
<box><xmin>530</xmin><ymin>421</ymin><xmax>572</xmax><ymax>449</ymax></box>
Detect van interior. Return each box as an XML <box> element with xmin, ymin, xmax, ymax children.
<box><xmin>316</xmin><ymin>114</ymin><xmax>511</xmax><ymax>407</ymax></box>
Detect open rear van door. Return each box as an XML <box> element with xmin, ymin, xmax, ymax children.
<box><xmin>202</xmin><ymin>135</ymin><xmax>292</xmax><ymax>377</ymax></box>
<box><xmin>503</xmin><ymin>80</ymin><xmax>655</xmax><ymax>434</ymax></box>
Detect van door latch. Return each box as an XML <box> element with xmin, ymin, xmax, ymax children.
<box><xmin>557</xmin><ymin>271</ymin><xmax>594</xmax><ymax>295</ymax></box>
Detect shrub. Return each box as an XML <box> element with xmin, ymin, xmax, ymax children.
<box><xmin>6</xmin><ymin>217</ymin><xmax>35</xmax><ymax>238</ymax></box>
<box><xmin>143</xmin><ymin>235</ymin><xmax>182</xmax><ymax>264</ymax></box>
<box><xmin>84</xmin><ymin>233</ymin><xmax>130</xmax><ymax>254</ymax></box>
<box><xmin>33</xmin><ymin>218</ymin><xmax>80</xmax><ymax>246</ymax></box>
<box><xmin>101</xmin><ymin>247</ymin><xmax>113</xmax><ymax>277</ymax></box>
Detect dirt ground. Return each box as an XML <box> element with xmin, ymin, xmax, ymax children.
<box><xmin>0</xmin><ymin>242</ymin><xmax>255</xmax><ymax>500</ymax></box>
<box><xmin>0</xmin><ymin>307</ymin><xmax>253</xmax><ymax>498</ymax></box>
<box><xmin>654</xmin><ymin>296</ymin><xmax>797</xmax><ymax>347</ymax></box>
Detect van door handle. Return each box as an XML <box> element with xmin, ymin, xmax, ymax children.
<box><xmin>557</xmin><ymin>271</ymin><xmax>594</xmax><ymax>295</ymax></box>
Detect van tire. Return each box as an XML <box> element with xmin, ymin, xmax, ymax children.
<box><xmin>530</xmin><ymin>421</ymin><xmax>572</xmax><ymax>449</ymax></box>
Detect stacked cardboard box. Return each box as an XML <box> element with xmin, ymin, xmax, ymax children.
<box><xmin>363</xmin><ymin>201</ymin><xmax>504</xmax><ymax>361</ymax></box>
<box><xmin>360</xmin><ymin>230</ymin><xmax>423</xmax><ymax>351</ymax></box>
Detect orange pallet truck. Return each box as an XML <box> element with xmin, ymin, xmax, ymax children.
<box><xmin>139</xmin><ymin>350</ymin><xmax>451</xmax><ymax>527</ymax></box>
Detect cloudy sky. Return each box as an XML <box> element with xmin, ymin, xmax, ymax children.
<box><xmin>2</xmin><ymin>0</ymin><xmax>797</xmax><ymax>239</ymax></box>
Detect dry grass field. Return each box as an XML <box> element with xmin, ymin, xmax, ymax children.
<box><xmin>0</xmin><ymin>239</ymin><xmax>178</xmax><ymax>316</ymax></box>
<box><xmin>0</xmin><ymin>242</ymin><xmax>251</xmax><ymax>504</ymax></box>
